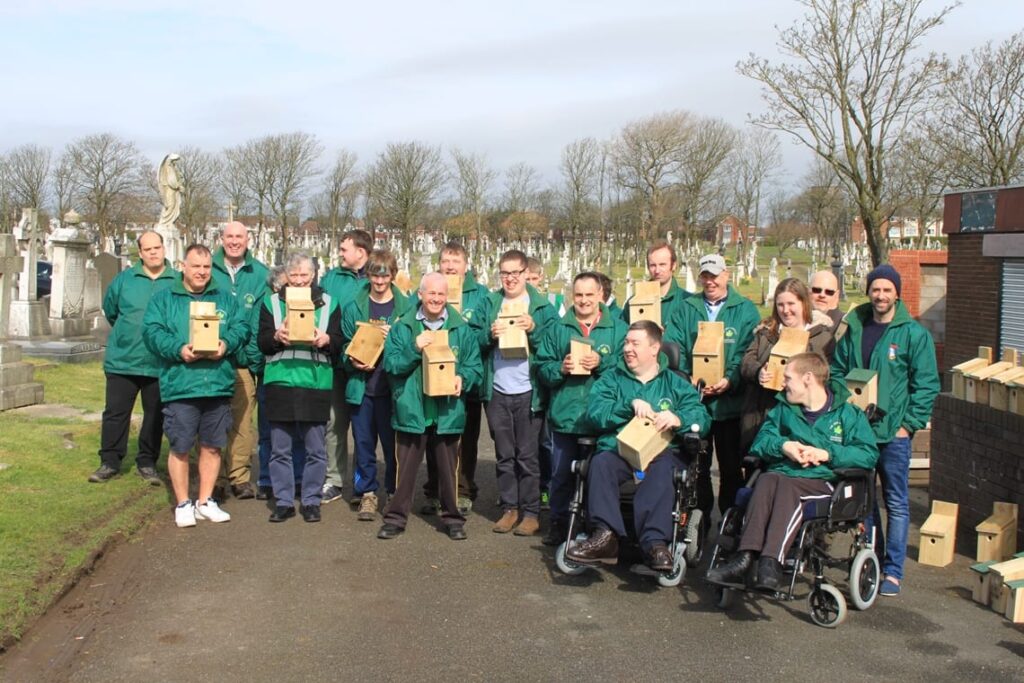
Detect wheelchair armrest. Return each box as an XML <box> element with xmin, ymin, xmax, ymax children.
<box><xmin>576</xmin><ymin>436</ymin><xmax>596</xmax><ymax>447</ymax></box>
<box><xmin>742</xmin><ymin>455</ymin><xmax>765</xmax><ymax>471</ymax></box>
<box><xmin>681</xmin><ymin>431</ymin><xmax>703</xmax><ymax>458</ymax></box>
<box><xmin>864</xmin><ymin>403</ymin><xmax>887</xmax><ymax>425</ymax></box>
<box><xmin>832</xmin><ymin>468</ymin><xmax>873</xmax><ymax>480</ymax></box>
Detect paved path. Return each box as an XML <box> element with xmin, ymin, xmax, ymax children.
<box><xmin>3</xmin><ymin>442</ymin><xmax>1023</xmax><ymax>682</ymax></box>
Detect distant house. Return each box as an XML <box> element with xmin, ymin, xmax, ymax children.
<box><xmin>714</xmin><ymin>214</ymin><xmax>759</xmax><ymax>246</ymax></box>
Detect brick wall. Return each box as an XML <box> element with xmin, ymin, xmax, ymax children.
<box><xmin>890</xmin><ymin>249</ymin><xmax>948</xmax><ymax>371</ymax></box>
<box><xmin>930</xmin><ymin>394</ymin><xmax>1024</xmax><ymax>554</ymax></box>
<box><xmin>944</xmin><ymin>234</ymin><xmax>1002</xmax><ymax>373</ymax></box>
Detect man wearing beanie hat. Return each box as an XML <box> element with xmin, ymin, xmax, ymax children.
<box><xmin>831</xmin><ymin>262</ymin><xmax>939</xmax><ymax>597</ymax></box>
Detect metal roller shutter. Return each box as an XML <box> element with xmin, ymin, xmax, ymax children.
<box><xmin>1002</xmin><ymin>260</ymin><xmax>1024</xmax><ymax>357</ymax></box>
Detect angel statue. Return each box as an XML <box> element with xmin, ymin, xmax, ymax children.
<box><xmin>157</xmin><ymin>153</ymin><xmax>182</xmax><ymax>229</ymax></box>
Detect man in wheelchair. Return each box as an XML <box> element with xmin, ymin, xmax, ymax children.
<box><xmin>565</xmin><ymin>320</ymin><xmax>711</xmax><ymax>572</ymax></box>
<box><xmin>706</xmin><ymin>352</ymin><xmax>878</xmax><ymax>591</ymax></box>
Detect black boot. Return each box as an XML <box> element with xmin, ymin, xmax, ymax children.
<box><xmin>706</xmin><ymin>550</ymin><xmax>754</xmax><ymax>585</ymax></box>
<box><xmin>755</xmin><ymin>556</ymin><xmax>784</xmax><ymax>592</ymax></box>
<box><xmin>565</xmin><ymin>527</ymin><xmax>619</xmax><ymax>565</ymax></box>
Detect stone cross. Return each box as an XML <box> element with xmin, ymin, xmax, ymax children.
<box><xmin>0</xmin><ymin>235</ymin><xmax>25</xmax><ymax>339</ymax></box>
<box><xmin>14</xmin><ymin>208</ymin><xmax>40</xmax><ymax>301</ymax></box>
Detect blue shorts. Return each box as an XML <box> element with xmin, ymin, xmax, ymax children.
<box><xmin>162</xmin><ymin>398</ymin><xmax>233</xmax><ymax>454</ymax></box>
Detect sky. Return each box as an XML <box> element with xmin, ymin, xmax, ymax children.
<box><xmin>1</xmin><ymin>0</ymin><xmax>1021</xmax><ymax>186</ymax></box>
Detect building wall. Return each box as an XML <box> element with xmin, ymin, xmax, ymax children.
<box><xmin>944</xmin><ymin>234</ymin><xmax>1002</xmax><ymax>373</ymax></box>
<box><xmin>930</xmin><ymin>395</ymin><xmax>1024</xmax><ymax>554</ymax></box>
<box><xmin>889</xmin><ymin>249</ymin><xmax>948</xmax><ymax>371</ymax></box>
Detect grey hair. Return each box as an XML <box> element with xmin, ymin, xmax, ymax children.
<box><xmin>267</xmin><ymin>264</ymin><xmax>288</xmax><ymax>289</ymax></box>
<box><xmin>418</xmin><ymin>271</ymin><xmax>447</xmax><ymax>292</ymax></box>
<box><xmin>286</xmin><ymin>251</ymin><xmax>315</xmax><ymax>272</ymax></box>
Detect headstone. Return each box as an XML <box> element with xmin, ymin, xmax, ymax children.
<box><xmin>0</xmin><ymin>343</ymin><xmax>45</xmax><ymax>410</ymax></box>
<box><xmin>8</xmin><ymin>208</ymin><xmax>51</xmax><ymax>339</ymax></box>
<box><xmin>48</xmin><ymin>226</ymin><xmax>93</xmax><ymax>338</ymax></box>
<box><xmin>93</xmin><ymin>252</ymin><xmax>122</xmax><ymax>300</ymax></box>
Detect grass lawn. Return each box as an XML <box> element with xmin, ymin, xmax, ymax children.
<box><xmin>0</xmin><ymin>361</ymin><xmax>168</xmax><ymax>647</ymax></box>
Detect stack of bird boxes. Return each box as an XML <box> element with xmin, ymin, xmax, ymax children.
<box><xmin>629</xmin><ymin>281</ymin><xmax>662</xmax><ymax>328</ymax></box>
<box><xmin>691</xmin><ymin>321</ymin><xmax>724</xmax><ymax>386</ymax></box>
<box><xmin>286</xmin><ymin>287</ymin><xmax>315</xmax><ymax>343</ymax></box>
<box><xmin>189</xmin><ymin>301</ymin><xmax>220</xmax><ymax>355</ymax></box>
<box><xmin>951</xmin><ymin>347</ymin><xmax>992</xmax><ymax>400</ymax></box>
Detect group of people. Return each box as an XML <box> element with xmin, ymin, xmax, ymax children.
<box><xmin>91</xmin><ymin>226</ymin><xmax>939</xmax><ymax>597</ymax></box>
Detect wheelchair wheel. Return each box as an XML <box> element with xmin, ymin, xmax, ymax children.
<box><xmin>555</xmin><ymin>542</ymin><xmax>588</xmax><ymax>576</ymax></box>
<box><xmin>657</xmin><ymin>543</ymin><xmax>687</xmax><ymax>587</ymax></box>
<box><xmin>848</xmin><ymin>548</ymin><xmax>880</xmax><ymax>610</ymax></box>
<box><xmin>808</xmin><ymin>584</ymin><xmax>847</xmax><ymax>628</ymax></box>
<box><xmin>683</xmin><ymin>509</ymin><xmax>704</xmax><ymax>567</ymax></box>
<box><xmin>714</xmin><ymin>585</ymin><xmax>734</xmax><ymax>609</ymax></box>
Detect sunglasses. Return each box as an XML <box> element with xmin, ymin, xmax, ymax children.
<box><xmin>811</xmin><ymin>287</ymin><xmax>837</xmax><ymax>296</ymax></box>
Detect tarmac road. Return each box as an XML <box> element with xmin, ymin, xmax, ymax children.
<box><xmin>2</xmin><ymin>437</ymin><xmax>1023</xmax><ymax>683</ymax></box>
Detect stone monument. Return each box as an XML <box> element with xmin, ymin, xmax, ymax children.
<box><xmin>0</xmin><ymin>233</ymin><xmax>44</xmax><ymax>410</ymax></box>
<box><xmin>8</xmin><ymin>208</ymin><xmax>51</xmax><ymax>338</ymax></box>
<box><xmin>156</xmin><ymin>153</ymin><xmax>184</xmax><ymax>266</ymax></box>
<box><xmin>47</xmin><ymin>223</ymin><xmax>93</xmax><ymax>338</ymax></box>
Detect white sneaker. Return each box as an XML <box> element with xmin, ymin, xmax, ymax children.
<box><xmin>175</xmin><ymin>501</ymin><xmax>196</xmax><ymax>528</ymax></box>
<box><xmin>195</xmin><ymin>498</ymin><xmax>231</xmax><ymax>523</ymax></box>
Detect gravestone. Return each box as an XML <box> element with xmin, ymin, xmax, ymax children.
<box><xmin>8</xmin><ymin>208</ymin><xmax>51</xmax><ymax>339</ymax></box>
<box><xmin>48</xmin><ymin>226</ymin><xmax>92</xmax><ymax>338</ymax></box>
<box><xmin>93</xmin><ymin>252</ymin><xmax>121</xmax><ymax>300</ymax></box>
<box><xmin>0</xmin><ymin>234</ymin><xmax>44</xmax><ymax>410</ymax></box>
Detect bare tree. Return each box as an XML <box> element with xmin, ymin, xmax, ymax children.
<box><xmin>224</xmin><ymin>136</ymin><xmax>277</xmax><ymax>240</ymax></box>
<box><xmin>503</xmin><ymin>162</ymin><xmax>539</xmax><ymax>214</ymax></box>
<box><xmin>559</xmin><ymin>137</ymin><xmax>600</xmax><ymax>244</ymax></box>
<box><xmin>738</xmin><ymin>0</ymin><xmax>953</xmax><ymax>266</ymax></box>
<box><xmin>176</xmin><ymin>146</ymin><xmax>223</xmax><ymax>243</ymax></box>
<box><xmin>0</xmin><ymin>156</ymin><xmax>13</xmax><ymax>229</ymax></box>
<box><xmin>930</xmin><ymin>30</ymin><xmax>1024</xmax><ymax>188</ymax></box>
<box><xmin>794</xmin><ymin>158</ymin><xmax>855</xmax><ymax>260</ymax></box>
<box><xmin>364</xmin><ymin>142</ymin><xmax>446</xmax><ymax>248</ymax></box>
<box><xmin>732</xmin><ymin>128</ymin><xmax>782</xmax><ymax>236</ymax></box>
<box><xmin>267</xmin><ymin>132</ymin><xmax>323</xmax><ymax>243</ymax></box>
<box><xmin>51</xmin><ymin>150</ymin><xmax>76</xmax><ymax>226</ymax></box>
<box><xmin>451</xmin><ymin>149</ymin><xmax>497</xmax><ymax>243</ymax></box>
<box><xmin>310</xmin><ymin>149</ymin><xmax>360</xmax><ymax>246</ymax></box>
<box><xmin>5</xmin><ymin>144</ymin><xmax>51</xmax><ymax>211</ymax></box>
<box><xmin>65</xmin><ymin>133</ymin><xmax>151</xmax><ymax>240</ymax></box>
<box><xmin>888</xmin><ymin>132</ymin><xmax>948</xmax><ymax>247</ymax></box>
<box><xmin>675</xmin><ymin>117</ymin><xmax>738</xmax><ymax>248</ymax></box>
<box><xmin>767</xmin><ymin>189</ymin><xmax>808</xmax><ymax>258</ymax></box>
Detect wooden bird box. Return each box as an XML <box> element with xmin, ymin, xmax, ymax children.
<box><xmin>570</xmin><ymin>336</ymin><xmax>595</xmax><ymax>376</ymax></box>
<box><xmin>394</xmin><ymin>271</ymin><xmax>413</xmax><ymax>295</ymax></box>
<box><xmin>988</xmin><ymin>367</ymin><xmax>1024</xmax><ymax>412</ymax></box>
<box><xmin>845</xmin><ymin>369</ymin><xmax>878</xmax><ymax>411</ymax></box>
<box><xmin>423</xmin><ymin>329</ymin><xmax>458</xmax><ymax>396</ymax></box>
<box><xmin>763</xmin><ymin>327</ymin><xmax>809</xmax><ymax>391</ymax></box>
<box><xmin>629</xmin><ymin>281</ymin><xmax>662</xmax><ymax>328</ymax></box>
<box><xmin>446</xmin><ymin>274</ymin><xmax>463</xmax><ymax>313</ymax></box>
<box><xmin>617</xmin><ymin>415</ymin><xmax>673</xmax><ymax>473</ymax></box>
<box><xmin>346</xmin><ymin>321</ymin><xmax>388</xmax><ymax>368</ymax></box>
<box><xmin>1004</xmin><ymin>579</ymin><xmax>1024</xmax><ymax>623</ymax></box>
<box><xmin>189</xmin><ymin>301</ymin><xmax>220</xmax><ymax>354</ymax></box>
<box><xmin>970</xmin><ymin>561</ymin><xmax>997</xmax><ymax>605</ymax></box>
<box><xmin>691</xmin><ymin>321</ymin><xmax>725</xmax><ymax>386</ymax></box>
<box><xmin>832</xmin><ymin>302</ymin><xmax>858</xmax><ymax>343</ymax></box>
<box><xmin>952</xmin><ymin>358</ymin><xmax>991</xmax><ymax>399</ymax></box>
<box><xmin>977</xmin><ymin>502</ymin><xmax>1019</xmax><ymax>563</ymax></box>
<box><xmin>918</xmin><ymin>500</ymin><xmax>958</xmax><ymax>567</ymax></box>
<box><xmin>966</xmin><ymin>361</ymin><xmax>1014</xmax><ymax>404</ymax></box>
<box><xmin>286</xmin><ymin>287</ymin><xmax>316</xmax><ymax>343</ymax></box>
<box><xmin>498</xmin><ymin>300</ymin><xmax>530</xmax><ymax>359</ymax></box>
<box><xmin>988</xmin><ymin>556</ymin><xmax>1024</xmax><ymax>614</ymax></box>
<box><xmin>1010</xmin><ymin>381</ymin><xmax>1024</xmax><ymax>416</ymax></box>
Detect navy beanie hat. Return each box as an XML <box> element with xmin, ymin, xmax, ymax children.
<box><xmin>866</xmin><ymin>264</ymin><xmax>901</xmax><ymax>298</ymax></box>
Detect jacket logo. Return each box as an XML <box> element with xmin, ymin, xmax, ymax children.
<box><xmin>597</xmin><ymin>344</ymin><xmax>611</xmax><ymax>355</ymax></box>
<box><xmin>658</xmin><ymin>398</ymin><xmax>673</xmax><ymax>411</ymax></box>
<box><xmin>888</xmin><ymin>344</ymin><xmax>898</xmax><ymax>361</ymax></box>
<box><xmin>725</xmin><ymin>327</ymin><xmax>737</xmax><ymax>343</ymax></box>
<box><xmin>829</xmin><ymin>421</ymin><xmax>843</xmax><ymax>443</ymax></box>
<box><xmin>452</xmin><ymin>345</ymin><xmax>460</xmax><ymax>360</ymax></box>
<box><xmin>463</xmin><ymin>309</ymin><xmax>474</xmax><ymax>320</ymax></box>
<box><xmin>244</xmin><ymin>293</ymin><xmax>256</xmax><ymax>306</ymax></box>
<box><xmin>216</xmin><ymin>309</ymin><xmax>227</xmax><ymax>320</ymax></box>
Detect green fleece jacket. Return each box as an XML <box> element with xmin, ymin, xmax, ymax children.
<box><xmin>382</xmin><ymin>306</ymin><xmax>483</xmax><ymax>435</ymax></box>
<box><xmin>103</xmin><ymin>259</ymin><xmax>178</xmax><ymax>377</ymax></box>
<box><xmin>211</xmin><ymin>248</ymin><xmax>269</xmax><ymax>370</ymax></box>
<box><xmin>585</xmin><ymin>358</ymin><xmax>712</xmax><ymax>455</ymax></box>
<box><xmin>621</xmin><ymin>278</ymin><xmax>690</xmax><ymax>344</ymax></box>
<box><xmin>830</xmin><ymin>300</ymin><xmax>940</xmax><ymax>443</ymax></box>
<box><xmin>142</xmin><ymin>278</ymin><xmax>247</xmax><ymax>402</ymax></box>
<box><xmin>341</xmin><ymin>282</ymin><xmax>412</xmax><ymax>405</ymax></box>
<box><xmin>749</xmin><ymin>383</ymin><xmax>879</xmax><ymax>481</ymax></box>
<box><xmin>671</xmin><ymin>286</ymin><xmax>761</xmax><ymax>421</ymax></box>
<box><xmin>536</xmin><ymin>304</ymin><xmax>629</xmax><ymax>434</ymax></box>
<box><xmin>480</xmin><ymin>284</ymin><xmax>557</xmax><ymax>411</ymax></box>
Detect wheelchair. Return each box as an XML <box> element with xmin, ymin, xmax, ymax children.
<box><xmin>553</xmin><ymin>425</ymin><xmax>708</xmax><ymax>587</ymax></box>
<box><xmin>705</xmin><ymin>457</ymin><xmax>880</xmax><ymax>627</ymax></box>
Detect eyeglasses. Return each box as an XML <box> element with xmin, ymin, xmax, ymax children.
<box><xmin>811</xmin><ymin>287</ymin><xmax>837</xmax><ymax>296</ymax></box>
<box><xmin>499</xmin><ymin>269</ymin><xmax>525</xmax><ymax>279</ymax></box>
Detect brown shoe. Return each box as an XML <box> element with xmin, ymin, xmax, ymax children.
<box><xmin>565</xmin><ymin>527</ymin><xmax>619</xmax><ymax>565</ymax></box>
<box><xmin>492</xmin><ymin>509</ymin><xmax>519</xmax><ymax>534</ymax></box>
<box><xmin>357</xmin><ymin>492</ymin><xmax>378</xmax><ymax>521</ymax></box>
<box><xmin>513</xmin><ymin>516</ymin><xmax>540</xmax><ymax>536</ymax></box>
<box><xmin>232</xmin><ymin>482</ymin><xmax>255</xmax><ymax>500</ymax></box>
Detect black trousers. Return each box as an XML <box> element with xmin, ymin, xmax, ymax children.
<box><xmin>697</xmin><ymin>417</ymin><xmax>743</xmax><ymax>516</ymax></box>
<box><xmin>98</xmin><ymin>373</ymin><xmax>163</xmax><ymax>470</ymax></box>
<box><xmin>384</xmin><ymin>429</ymin><xmax>464</xmax><ymax>529</ymax></box>
<box><xmin>423</xmin><ymin>398</ymin><xmax>482</xmax><ymax>500</ymax></box>
<box><xmin>486</xmin><ymin>390</ymin><xmax>541</xmax><ymax>517</ymax></box>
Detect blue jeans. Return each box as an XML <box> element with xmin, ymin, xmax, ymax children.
<box><xmin>350</xmin><ymin>393</ymin><xmax>396</xmax><ymax>495</ymax></box>
<box><xmin>269</xmin><ymin>422</ymin><xmax>327</xmax><ymax>507</ymax></box>
<box><xmin>538</xmin><ymin>418</ymin><xmax>553</xmax><ymax>493</ymax></box>
<box><xmin>549</xmin><ymin>431</ymin><xmax>583</xmax><ymax>525</ymax></box>
<box><xmin>257</xmin><ymin>377</ymin><xmax>304</xmax><ymax>487</ymax></box>
<box><xmin>866</xmin><ymin>437</ymin><xmax>911</xmax><ymax>581</ymax></box>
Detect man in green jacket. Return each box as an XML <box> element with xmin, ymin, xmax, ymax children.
<box><xmin>536</xmin><ymin>272</ymin><xmax>628</xmax><ymax>545</ymax></box>
<box><xmin>566</xmin><ymin>320</ymin><xmax>711</xmax><ymax>572</ymax></box>
<box><xmin>143</xmin><ymin>244</ymin><xmax>247</xmax><ymax>528</ymax></box>
<box><xmin>319</xmin><ymin>228</ymin><xmax>371</xmax><ymax>504</ymax></box>
<box><xmin>376</xmin><ymin>273</ymin><xmax>482</xmax><ymax>541</ymax></box>
<box><xmin>706</xmin><ymin>352</ymin><xmax>878</xmax><ymax>591</ymax></box>
<box><xmin>421</xmin><ymin>242</ymin><xmax>491</xmax><ymax>514</ymax></box>
<box><xmin>211</xmin><ymin>221</ymin><xmax>269</xmax><ymax>500</ymax></box>
<box><xmin>484</xmin><ymin>250</ymin><xmax>557</xmax><ymax>537</ymax></box>
<box><xmin>670</xmin><ymin>253</ymin><xmax>760</xmax><ymax>519</ymax></box>
<box><xmin>90</xmin><ymin>230</ymin><xmax>178</xmax><ymax>485</ymax></box>
<box><xmin>831</xmin><ymin>265</ymin><xmax>939</xmax><ymax>597</ymax></box>
<box><xmin>621</xmin><ymin>240</ymin><xmax>689</xmax><ymax>343</ymax></box>
<box><xmin>342</xmin><ymin>249</ymin><xmax>411</xmax><ymax>521</ymax></box>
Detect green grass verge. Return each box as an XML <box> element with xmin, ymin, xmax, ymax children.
<box><xmin>0</xmin><ymin>363</ymin><xmax>168</xmax><ymax>646</ymax></box>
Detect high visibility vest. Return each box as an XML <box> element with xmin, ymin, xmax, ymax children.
<box><xmin>264</xmin><ymin>293</ymin><xmax>334</xmax><ymax>390</ymax></box>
